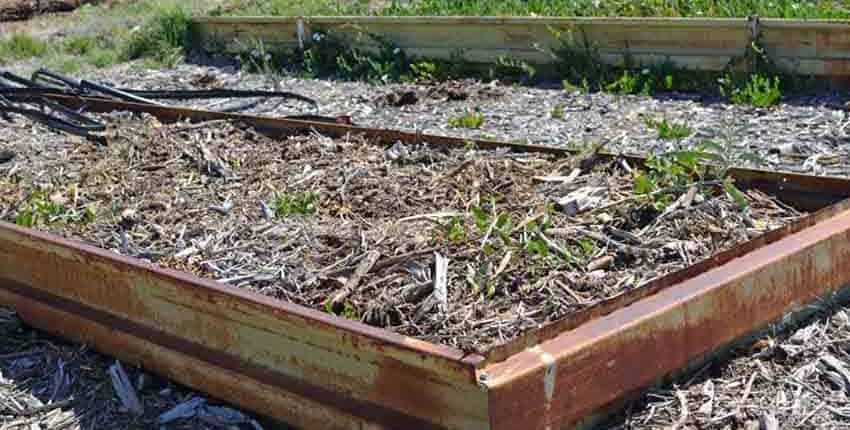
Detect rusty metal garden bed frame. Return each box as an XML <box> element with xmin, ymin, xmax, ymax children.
<box><xmin>1</xmin><ymin>95</ymin><xmax>850</xmax><ymax>429</ymax></box>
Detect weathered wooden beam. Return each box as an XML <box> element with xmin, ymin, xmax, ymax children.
<box><xmin>192</xmin><ymin>15</ymin><xmax>850</xmax><ymax>77</ymax></box>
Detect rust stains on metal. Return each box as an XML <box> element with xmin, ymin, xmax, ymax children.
<box><xmin>486</xmin><ymin>198</ymin><xmax>850</xmax><ymax>362</ymax></box>
<box><xmin>484</xmin><ymin>206</ymin><xmax>850</xmax><ymax>430</ymax></box>
<box><xmin>0</xmin><ymin>222</ymin><xmax>489</xmax><ymax>429</ymax></box>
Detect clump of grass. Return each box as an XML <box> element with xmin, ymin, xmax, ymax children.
<box><xmin>0</xmin><ymin>34</ymin><xmax>48</xmax><ymax>63</ymax></box>
<box><xmin>272</xmin><ymin>192</ymin><xmax>319</xmax><ymax>217</ymax></box>
<box><xmin>720</xmin><ymin>74</ymin><xmax>782</xmax><ymax>107</ymax></box>
<box><xmin>225</xmin><ymin>0</ymin><xmax>850</xmax><ymax>19</ymax></box>
<box><xmin>123</xmin><ymin>4</ymin><xmax>193</xmax><ymax>67</ymax></box>
<box><xmin>645</xmin><ymin>118</ymin><xmax>693</xmax><ymax>141</ymax></box>
<box><xmin>448</xmin><ymin>111</ymin><xmax>485</xmax><ymax>129</ymax></box>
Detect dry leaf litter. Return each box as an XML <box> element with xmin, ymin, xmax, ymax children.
<box><xmin>0</xmin><ymin>110</ymin><xmax>804</xmax><ymax>352</ymax></box>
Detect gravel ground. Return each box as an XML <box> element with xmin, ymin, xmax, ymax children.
<box><xmin>76</xmin><ymin>63</ymin><xmax>850</xmax><ymax>177</ymax></box>
<box><xmin>3</xmin><ymin>61</ymin><xmax>850</xmax><ymax>429</ymax></box>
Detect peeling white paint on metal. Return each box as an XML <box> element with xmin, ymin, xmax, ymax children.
<box><xmin>529</xmin><ymin>345</ymin><xmax>557</xmax><ymax>430</ymax></box>
<box><xmin>296</xmin><ymin>19</ymin><xmax>305</xmax><ymax>50</ymax></box>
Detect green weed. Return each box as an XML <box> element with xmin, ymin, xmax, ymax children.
<box><xmin>272</xmin><ymin>192</ymin><xmax>319</xmax><ymax>217</ymax></box>
<box><xmin>633</xmin><ymin>140</ymin><xmax>759</xmax><ymax>211</ymax></box>
<box><xmin>525</xmin><ymin>237</ymin><xmax>548</xmax><ymax>258</ymax></box>
<box><xmin>493</xmin><ymin>56</ymin><xmax>536</xmax><ymax>82</ymax></box>
<box><xmin>605</xmin><ymin>70</ymin><xmax>640</xmax><ymax>94</ymax></box>
<box><xmin>551</xmin><ymin>105</ymin><xmax>565</xmax><ymax>120</ymax></box>
<box><xmin>448</xmin><ymin>111</ymin><xmax>485</xmax><ymax>129</ymax></box>
<box><xmin>720</xmin><ymin>74</ymin><xmax>782</xmax><ymax>107</ymax></box>
<box><xmin>0</xmin><ymin>34</ymin><xmax>48</xmax><ymax>63</ymax></box>
<box><xmin>437</xmin><ymin>217</ymin><xmax>467</xmax><ymax>242</ymax></box>
<box><xmin>324</xmin><ymin>299</ymin><xmax>359</xmax><ymax>320</ymax></box>
<box><xmin>14</xmin><ymin>191</ymin><xmax>66</xmax><ymax>227</ymax></box>
<box><xmin>123</xmin><ymin>4</ymin><xmax>193</xmax><ymax>67</ymax></box>
<box><xmin>410</xmin><ymin>60</ymin><xmax>438</xmax><ymax>81</ymax></box>
<box><xmin>645</xmin><ymin>118</ymin><xmax>693</xmax><ymax>141</ymax></box>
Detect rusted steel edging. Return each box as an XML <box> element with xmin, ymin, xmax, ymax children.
<box><xmin>0</xmin><ymin>222</ymin><xmax>489</xmax><ymax>429</ymax></box>
<box><xmin>483</xmin><ymin>201</ymin><xmax>850</xmax><ymax>430</ymax></box>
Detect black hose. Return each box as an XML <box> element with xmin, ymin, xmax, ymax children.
<box><xmin>30</xmin><ymin>68</ymin><xmax>317</xmax><ymax>106</ymax></box>
<box><xmin>0</xmin><ymin>103</ymin><xmax>106</xmax><ymax>143</ymax></box>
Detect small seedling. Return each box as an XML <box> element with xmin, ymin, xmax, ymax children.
<box><xmin>645</xmin><ymin>118</ymin><xmax>693</xmax><ymax>141</ymax></box>
<box><xmin>14</xmin><ymin>191</ymin><xmax>67</xmax><ymax>227</ymax></box>
<box><xmin>525</xmin><ymin>237</ymin><xmax>548</xmax><ymax>258</ymax></box>
<box><xmin>471</xmin><ymin>203</ymin><xmax>513</xmax><ymax>244</ymax></box>
<box><xmin>551</xmin><ymin>105</ymin><xmax>565</xmax><ymax>119</ymax></box>
<box><xmin>443</xmin><ymin>217</ymin><xmax>467</xmax><ymax>242</ymax></box>
<box><xmin>324</xmin><ymin>299</ymin><xmax>359</xmax><ymax>320</ymax></box>
<box><xmin>0</xmin><ymin>34</ymin><xmax>48</xmax><ymax>63</ymax></box>
<box><xmin>723</xmin><ymin>178</ymin><xmax>749</xmax><ymax>211</ymax></box>
<box><xmin>448</xmin><ymin>111</ymin><xmax>485</xmax><ymax>129</ymax></box>
<box><xmin>272</xmin><ymin>192</ymin><xmax>318</xmax><ymax>217</ymax></box>
<box><xmin>575</xmin><ymin>238</ymin><xmax>596</xmax><ymax>259</ymax></box>
<box><xmin>605</xmin><ymin>70</ymin><xmax>639</xmax><ymax>95</ymax></box>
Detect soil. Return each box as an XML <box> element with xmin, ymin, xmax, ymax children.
<box><xmin>0</xmin><ymin>0</ymin><xmax>94</xmax><ymax>22</ymax></box>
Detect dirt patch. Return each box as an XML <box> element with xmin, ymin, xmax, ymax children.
<box><xmin>0</xmin><ymin>113</ymin><xmax>804</xmax><ymax>352</ymax></box>
<box><xmin>0</xmin><ymin>0</ymin><xmax>95</xmax><ymax>22</ymax></box>
<box><xmin>374</xmin><ymin>80</ymin><xmax>505</xmax><ymax>107</ymax></box>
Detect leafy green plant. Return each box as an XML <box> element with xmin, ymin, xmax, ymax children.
<box><xmin>324</xmin><ymin>299</ymin><xmax>358</xmax><ymax>319</ymax></box>
<box><xmin>272</xmin><ymin>192</ymin><xmax>319</xmax><ymax>217</ymax></box>
<box><xmin>605</xmin><ymin>70</ymin><xmax>640</xmax><ymax>94</ymax></box>
<box><xmin>526</xmin><ymin>237</ymin><xmax>548</xmax><ymax>258</ymax></box>
<box><xmin>448</xmin><ymin>111</ymin><xmax>485</xmax><ymax>129</ymax></box>
<box><xmin>438</xmin><ymin>216</ymin><xmax>467</xmax><ymax>242</ymax></box>
<box><xmin>471</xmin><ymin>204</ymin><xmax>513</xmax><ymax>244</ymax></box>
<box><xmin>493</xmin><ymin>56</ymin><xmax>536</xmax><ymax>82</ymax></box>
<box><xmin>720</xmin><ymin>74</ymin><xmax>782</xmax><ymax>107</ymax></box>
<box><xmin>63</xmin><ymin>36</ymin><xmax>97</xmax><ymax>56</ymax></box>
<box><xmin>562</xmin><ymin>78</ymin><xmax>590</xmax><ymax>94</ymax></box>
<box><xmin>575</xmin><ymin>238</ymin><xmax>596</xmax><ymax>258</ymax></box>
<box><xmin>645</xmin><ymin>118</ymin><xmax>693</xmax><ymax>141</ymax></box>
<box><xmin>633</xmin><ymin>139</ymin><xmax>760</xmax><ymax>211</ymax></box>
<box><xmin>237</xmin><ymin>38</ymin><xmax>283</xmax><ymax>75</ymax></box>
<box><xmin>14</xmin><ymin>191</ymin><xmax>67</xmax><ymax>227</ymax></box>
<box><xmin>410</xmin><ymin>60</ymin><xmax>438</xmax><ymax>81</ymax></box>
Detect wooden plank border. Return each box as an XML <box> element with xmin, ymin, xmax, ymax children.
<box><xmin>192</xmin><ymin>15</ymin><xmax>850</xmax><ymax>77</ymax></box>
